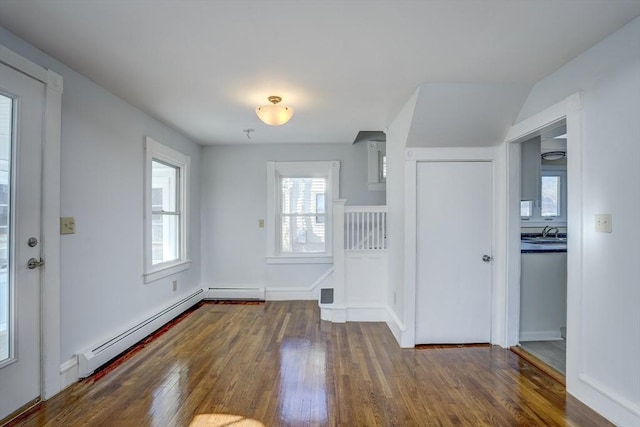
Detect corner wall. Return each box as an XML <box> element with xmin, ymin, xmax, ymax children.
<box><xmin>200</xmin><ymin>142</ymin><xmax>384</xmax><ymax>298</ymax></box>
<box><xmin>385</xmin><ymin>88</ymin><xmax>419</xmax><ymax>346</ymax></box>
<box><xmin>0</xmin><ymin>27</ymin><xmax>203</xmax><ymax>374</ymax></box>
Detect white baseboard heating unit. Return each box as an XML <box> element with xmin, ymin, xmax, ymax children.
<box><xmin>77</xmin><ymin>289</ymin><xmax>203</xmax><ymax>378</ymax></box>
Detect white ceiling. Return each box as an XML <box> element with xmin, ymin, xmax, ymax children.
<box><xmin>0</xmin><ymin>0</ymin><xmax>638</xmax><ymax>145</ymax></box>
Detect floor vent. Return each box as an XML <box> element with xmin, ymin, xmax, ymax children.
<box><xmin>320</xmin><ymin>288</ymin><xmax>334</xmax><ymax>304</ymax></box>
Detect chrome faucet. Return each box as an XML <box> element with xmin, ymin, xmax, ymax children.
<box><xmin>542</xmin><ymin>225</ymin><xmax>560</xmax><ymax>238</ymax></box>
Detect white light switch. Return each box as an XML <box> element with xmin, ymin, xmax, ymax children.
<box><xmin>258</xmin><ymin>219</ymin><xmax>265</xmax><ymax>228</ymax></box>
<box><xmin>595</xmin><ymin>214</ymin><xmax>612</xmax><ymax>233</ymax></box>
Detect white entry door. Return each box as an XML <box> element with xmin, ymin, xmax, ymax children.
<box><xmin>0</xmin><ymin>63</ymin><xmax>45</xmax><ymax>420</ymax></box>
<box><xmin>415</xmin><ymin>161</ymin><xmax>492</xmax><ymax>344</ymax></box>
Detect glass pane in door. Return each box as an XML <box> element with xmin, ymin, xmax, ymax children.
<box><xmin>0</xmin><ymin>94</ymin><xmax>12</xmax><ymax>362</ymax></box>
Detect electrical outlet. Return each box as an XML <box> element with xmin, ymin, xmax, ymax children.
<box><xmin>172</xmin><ymin>280</ymin><xmax>178</xmax><ymax>291</ymax></box>
<box><xmin>60</xmin><ymin>217</ymin><xmax>76</xmax><ymax>235</ymax></box>
<box><xmin>595</xmin><ymin>214</ymin><xmax>612</xmax><ymax>233</ymax></box>
<box><xmin>258</xmin><ymin>219</ymin><xmax>265</xmax><ymax>228</ymax></box>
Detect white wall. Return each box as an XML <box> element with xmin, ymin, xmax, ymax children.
<box><xmin>514</xmin><ymin>17</ymin><xmax>640</xmax><ymax>427</ymax></box>
<box><xmin>385</xmin><ymin>88</ymin><xmax>419</xmax><ymax>346</ymax></box>
<box><xmin>0</xmin><ymin>27</ymin><xmax>203</xmax><ymax>363</ymax></box>
<box><xmin>200</xmin><ymin>142</ymin><xmax>384</xmax><ymax>295</ymax></box>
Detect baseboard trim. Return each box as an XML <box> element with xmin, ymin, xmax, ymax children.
<box><xmin>577</xmin><ymin>373</ymin><xmax>640</xmax><ymax>425</ymax></box>
<box><xmin>266</xmin><ymin>287</ymin><xmax>318</xmax><ymax>301</ymax></box>
<box><xmin>384</xmin><ymin>306</ymin><xmax>412</xmax><ymax>347</ymax></box>
<box><xmin>320</xmin><ymin>305</ymin><xmax>346</xmax><ymax>323</ymax></box>
<box><xmin>345</xmin><ymin>305</ymin><xmax>388</xmax><ymax>322</ymax></box>
<box><xmin>266</xmin><ymin>266</ymin><xmax>334</xmax><ymax>301</ymax></box>
<box><xmin>59</xmin><ymin>357</ymin><xmax>79</xmax><ymax>390</ymax></box>
<box><xmin>206</xmin><ymin>287</ymin><xmax>265</xmax><ymax>300</ymax></box>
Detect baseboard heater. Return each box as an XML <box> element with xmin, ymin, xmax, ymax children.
<box><xmin>77</xmin><ymin>289</ymin><xmax>203</xmax><ymax>378</ymax></box>
<box><xmin>206</xmin><ymin>287</ymin><xmax>265</xmax><ymax>301</ymax></box>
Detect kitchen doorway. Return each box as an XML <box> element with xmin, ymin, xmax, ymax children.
<box><xmin>517</xmin><ymin>121</ymin><xmax>568</xmax><ymax>376</ymax></box>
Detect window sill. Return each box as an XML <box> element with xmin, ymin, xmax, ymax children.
<box><xmin>266</xmin><ymin>256</ymin><xmax>333</xmax><ymax>265</ymax></box>
<box><xmin>144</xmin><ymin>260</ymin><xmax>191</xmax><ymax>283</ymax></box>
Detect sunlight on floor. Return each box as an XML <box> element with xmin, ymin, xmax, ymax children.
<box><xmin>189</xmin><ymin>414</ymin><xmax>265</xmax><ymax>427</ymax></box>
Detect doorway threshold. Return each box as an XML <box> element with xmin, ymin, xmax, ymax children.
<box><xmin>510</xmin><ymin>345</ymin><xmax>566</xmax><ymax>386</ymax></box>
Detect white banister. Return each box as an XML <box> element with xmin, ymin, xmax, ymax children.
<box><xmin>343</xmin><ymin>206</ymin><xmax>387</xmax><ymax>251</ymax></box>
<box><xmin>321</xmin><ymin>202</ymin><xmax>388</xmax><ymax>324</ymax></box>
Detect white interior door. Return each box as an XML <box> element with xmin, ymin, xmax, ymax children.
<box><xmin>415</xmin><ymin>161</ymin><xmax>493</xmax><ymax>344</ymax></box>
<box><xmin>0</xmin><ymin>63</ymin><xmax>44</xmax><ymax>420</ymax></box>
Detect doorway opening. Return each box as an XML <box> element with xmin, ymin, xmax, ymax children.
<box><xmin>512</xmin><ymin>119</ymin><xmax>568</xmax><ymax>378</ymax></box>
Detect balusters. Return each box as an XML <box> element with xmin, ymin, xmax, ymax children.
<box><xmin>343</xmin><ymin>208</ymin><xmax>387</xmax><ymax>251</ymax></box>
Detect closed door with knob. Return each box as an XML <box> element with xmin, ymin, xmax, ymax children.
<box><xmin>415</xmin><ymin>161</ymin><xmax>493</xmax><ymax>344</ymax></box>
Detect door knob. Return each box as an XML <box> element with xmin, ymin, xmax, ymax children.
<box><xmin>27</xmin><ymin>258</ymin><xmax>45</xmax><ymax>269</ymax></box>
<box><xmin>482</xmin><ymin>255</ymin><xmax>492</xmax><ymax>262</ymax></box>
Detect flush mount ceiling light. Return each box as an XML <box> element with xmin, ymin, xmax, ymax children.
<box><xmin>255</xmin><ymin>96</ymin><xmax>294</xmax><ymax>126</ymax></box>
<box><xmin>541</xmin><ymin>150</ymin><xmax>566</xmax><ymax>161</ymax></box>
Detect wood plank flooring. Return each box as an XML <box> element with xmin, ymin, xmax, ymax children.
<box><xmin>6</xmin><ymin>301</ymin><xmax>612</xmax><ymax>427</ymax></box>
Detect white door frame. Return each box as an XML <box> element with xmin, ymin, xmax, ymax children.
<box><xmin>502</xmin><ymin>93</ymin><xmax>582</xmax><ymax>352</ymax></box>
<box><xmin>402</xmin><ymin>146</ymin><xmax>500</xmax><ymax>347</ymax></box>
<box><xmin>0</xmin><ymin>46</ymin><xmax>62</xmax><ymax>399</ymax></box>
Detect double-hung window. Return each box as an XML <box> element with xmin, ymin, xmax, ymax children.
<box><xmin>266</xmin><ymin>161</ymin><xmax>340</xmax><ymax>263</ymax></box>
<box><xmin>144</xmin><ymin>137</ymin><xmax>191</xmax><ymax>282</ymax></box>
<box><xmin>521</xmin><ymin>166</ymin><xmax>567</xmax><ymax>225</ymax></box>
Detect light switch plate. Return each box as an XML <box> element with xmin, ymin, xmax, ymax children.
<box><xmin>595</xmin><ymin>214</ymin><xmax>612</xmax><ymax>233</ymax></box>
<box><xmin>60</xmin><ymin>217</ymin><xmax>76</xmax><ymax>235</ymax></box>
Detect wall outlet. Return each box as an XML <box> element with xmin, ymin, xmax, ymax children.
<box><xmin>595</xmin><ymin>214</ymin><xmax>612</xmax><ymax>233</ymax></box>
<box><xmin>258</xmin><ymin>219</ymin><xmax>264</xmax><ymax>228</ymax></box>
<box><xmin>60</xmin><ymin>217</ymin><xmax>76</xmax><ymax>235</ymax></box>
<box><xmin>172</xmin><ymin>280</ymin><xmax>178</xmax><ymax>291</ymax></box>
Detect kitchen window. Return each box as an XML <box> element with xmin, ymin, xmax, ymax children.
<box><xmin>266</xmin><ymin>161</ymin><xmax>340</xmax><ymax>263</ymax></box>
<box><xmin>521</xmin><ymin>167</ymin><xmax>567</xmax><ymax>225</ymax></box>
<box><xmin>144</xmin><ymin>137</ymin><xmax>191</xmax><ymax>282</ymax></box>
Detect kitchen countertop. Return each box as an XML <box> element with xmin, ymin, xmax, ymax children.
<box><xmin>521</xmin><ymin>234</ymin><xmax>567</xmax><ymax>253</ymax></box>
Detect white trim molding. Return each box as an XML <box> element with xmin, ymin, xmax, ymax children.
<box><xmin>143</xmin><ymin>137</ymin><xmax>191</xmax><ymax>283</ymax></box>
<box><xmin>266</xmin><ymin>160</ymin><xmax>340</xmax><ymax>262</ymax></box>
<box><xmin>1</xmin><ymin>44</ymin><xmax>63</xmax><ymax>400</ymax></box>
<box><xmin>501</xmin><ymin>93</ymin><xmax>640</xmax><ymax>425</ymax></box>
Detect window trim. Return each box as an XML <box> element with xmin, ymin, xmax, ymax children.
<box><xmin>266</xmin><ymin>161</ymin><xmax>340</xmax><ymax>264</ymax></box>
<box><xmin>367</xmin><ymin>141</ymin><xmax>386</xmax><ymax>191</ymax></box>
<box><xmin>521</xmin><ymin>165</ymin><xmax>567</xmax><ymax>226</ymax></box>
<box><xmin>143</xmin><ymin>137</ymin><xmax>191</xmax><ymax>283</ymax></box>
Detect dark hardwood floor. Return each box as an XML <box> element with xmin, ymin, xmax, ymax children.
<box><xmin>6</xmin><ymin>301</ymin><xmax>612</xmax><ymax>426</ymax></box>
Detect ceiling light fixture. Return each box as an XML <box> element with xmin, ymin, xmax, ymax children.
<box><xmin>541</xmin><ymin>151</ymin><xmax>566</xmax><ymax>161</ymax></box>
<box><xmin>255</xmin><ymin>96</ymin><xmax>294</xmax><ymax>126</ymax></box>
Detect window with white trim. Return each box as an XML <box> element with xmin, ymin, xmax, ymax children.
<box><xmin>367</xmin><ymin>141</ymin><xmax>386</xmax><ymax>191</ymax></box>
<box><xmin>144</xmin><ymin>137</ymin><xmax>191</xmax><ymax>282</ymax></box>
<box><xmin>521</xmin><ymin>167</ymin><xmax>567</xmax><ymax>225</ymax></box>
<box><xmin>266</xmin><ymin>161</ymin><xmax>340</xmax><ymax>264</ymax></box>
